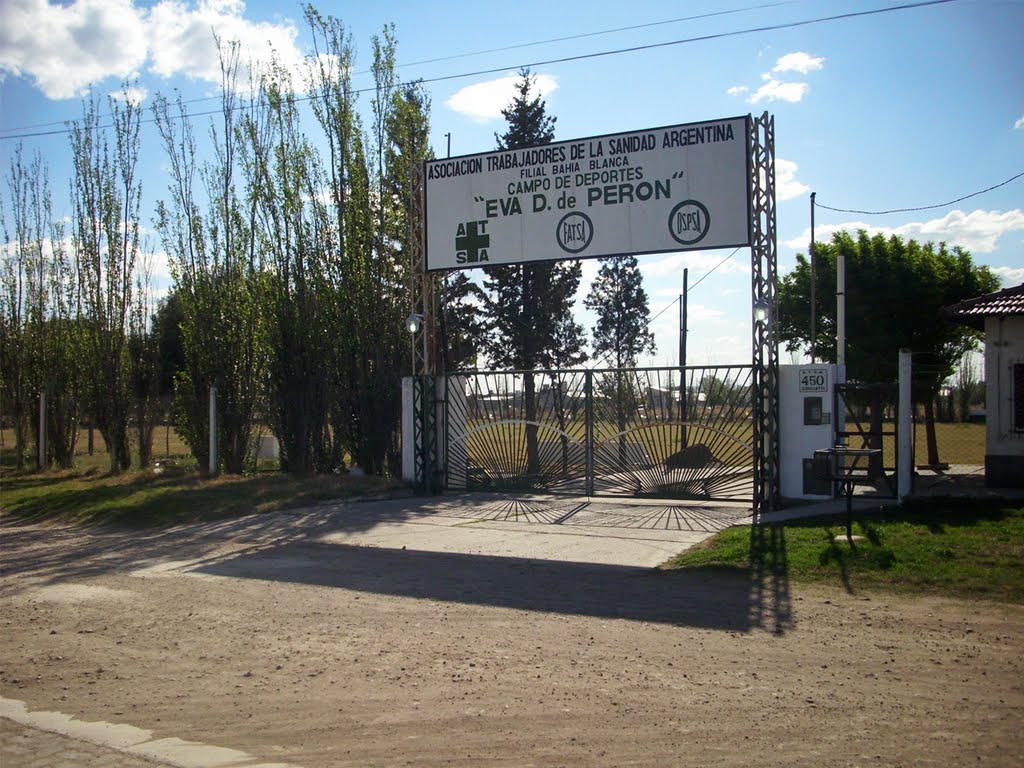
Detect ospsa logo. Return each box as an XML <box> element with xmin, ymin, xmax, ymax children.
<box><xmin>668</xmin><ymin>200</ymin><xmax>710</xmax><ymax>246</ymax></box>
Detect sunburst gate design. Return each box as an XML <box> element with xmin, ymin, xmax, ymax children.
<box><xmin>436</xmin><ymin>497</ymin><xmax>749</xmax><ymax>531</ymax></box>
<box><xmin>441</xmin><ymin>366</ymin><xmax>755</xmax><ymax>502</ymax></box>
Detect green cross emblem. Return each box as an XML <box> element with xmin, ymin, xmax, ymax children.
<box><xmin>455</xmin><ymin>221</ymin><xmax>490</xmax><ymax>264</ymax></box>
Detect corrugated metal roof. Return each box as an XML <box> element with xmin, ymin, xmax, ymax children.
<box><xmin>945</xmin><ymin>284</ymin><xmax>1024</xmax><ymax>326</ymax></box>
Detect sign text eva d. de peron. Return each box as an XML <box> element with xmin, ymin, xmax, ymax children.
<box><xmin>424</xmin><ymin>116</ymin><xmax>752</xmax><ymax>271</ymax></box>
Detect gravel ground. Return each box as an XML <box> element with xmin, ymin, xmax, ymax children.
<box><xmin>1</xmin><ymin>502</ymin><xmax>1022</xmax><ymax>767</ymax></box>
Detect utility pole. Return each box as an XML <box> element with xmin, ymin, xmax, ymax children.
<box><xmin>810</xmin><ymin>192</ymin><xmax>817</xmax><ymax>363</ymax></box>
<box><xmin>679</xmin><ymin>268</ymin><xmax>688</xmax><ymax>370</ymax></box>
<box><xmin>679</xmin><ymin>268</ymin><xmax>688</xmax><ymax>449</ymax></box>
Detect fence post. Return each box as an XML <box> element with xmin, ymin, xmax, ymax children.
<box><xmin>585</xmin><ymin>370</ymin><xmax>594</xmax><ymax>497</ymax></box>
<box><xmin>38</xmin><ymin>389</ymin><xmax>46</xmax><ymax>471</ymax></box>
<box><xmin>209</xmin><ymin>381</ymin><xmax>218</xmax><ymax>477</ymax></box>
<box><xmin>898</xmin><ymin>349</ymin><xmax>913</xmax><ymax>501</ymax></box>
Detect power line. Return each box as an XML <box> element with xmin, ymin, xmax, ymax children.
<box><xmin>1</xmin><ymin>0</ymin><xmax>797</xmax><ymax>136</ymax></box>
<box><xmin>0</xmin><ymin>0</ymin><xmax>959</xmax><ymax>143</ymax></box>
<box><xmin>592</xmin><ymin>246</ymin><xmax>741</xmax><ymax>362</ymax></box>
<box><xmin>648</xmin><ymin>296</ymin><xmax>680</xmax><ymax>325</ymax></box>
<box><xmin>814</xmin><ymin>170</ymin><xmax>1024</xmax><ymax>215</ymax></box>
<box><xmin>689</xmin><ymin>248</ymin><xmax>742</xmax><ymax>292</ymax></box>
<box><xmin>395</xmin><ymin>1</ymin><xmax>798</xmax><ymax>70</ymax></box>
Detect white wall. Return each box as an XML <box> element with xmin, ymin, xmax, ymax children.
<box><xmin>985</xmin><ymin>315</ymin><xmax>1024</xmax><ymax>457</ymax></box>
<box><xmin>778</xmin><ymin>364</ymin><xmax>839</xmax><ymax>499</ymax></box>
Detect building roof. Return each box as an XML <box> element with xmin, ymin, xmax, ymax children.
<box><xmin>944</xmin><ymin>283</ymin><xmax>1024</xmax><ymax>330</ymax></box>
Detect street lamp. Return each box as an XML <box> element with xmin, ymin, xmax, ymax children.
<box><xmin>406</xmin><ymin>312</ymin><xmax>423</xmax><ymax>334</ymax></box>
<box><xmin>753</xmin><ymin>297</ymin><xmax>770</xmax><ymax>324</ymax></box>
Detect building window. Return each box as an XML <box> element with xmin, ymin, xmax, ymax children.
<box><xmin>1015</xmin><ymin>364</ymin><xmax>1024</xmax><ymax>431</ymax></box>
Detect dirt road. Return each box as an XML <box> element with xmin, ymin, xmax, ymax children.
<box><xmin>1</xmin><ymin>499</ymin><xmax>1022</xmax><ymax>767</ymax></box>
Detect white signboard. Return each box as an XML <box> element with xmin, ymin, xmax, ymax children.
<box><xmin>798</xmin><ymin>367</ymin><xmax>828</xmax><ymax>393</ymax></box>
<box><xmin>424</xmin><ymin>116</ymin><xmax>752</xmax><ymax>271</ymax></box>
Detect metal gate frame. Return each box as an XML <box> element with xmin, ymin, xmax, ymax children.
<box><xmin>440</xmin><ymin>366</ymin><xmax>756</xmax><ymax>503</ymax></box>
<box><xmin>411</xmin><ymin>112</ymin><xmax>779</xmax><ymax>512</ymax></box>
<box><xmin>833</xmin><ymin>382</ymin><xmax>899</xmax><ymax>498</ymax></box>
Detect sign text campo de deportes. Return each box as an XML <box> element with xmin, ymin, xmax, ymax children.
<box><xmin>424</xmin><ymin>116</ymin><xmax>753</xmax><ymax>271</ymax></box>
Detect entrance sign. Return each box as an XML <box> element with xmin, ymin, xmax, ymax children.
<box><xmin>424</xmin><ymin>116</ymin><xmax>752</xmax><ymax>271</ymax></box>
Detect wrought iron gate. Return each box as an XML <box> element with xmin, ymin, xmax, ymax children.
<box><xmin>440</xmin><ymin>366</ymin><xmax>754</xmax><ymax>502</ymax></box>
<box><xmin>833</xmin><ymin>382</ymin><xmax>898</xmax><ymax>498</ymax></box>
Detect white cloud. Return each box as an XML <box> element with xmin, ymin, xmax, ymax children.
<box><xmin>772</xmin><ymin>52</ymin><xmax>825</xmax><ymax>75</ymax></box>
<box><xmin>993</xmin><ymin>266</ymin><xmax>1024</xmax><ymax>285</ymax></box>
<box><xmin>110</xmin><ymin>84</ymin><xmax>148</xmax><ymax>104</ymax></box>
<box><xmin>639</xmin><ymin>250</ymin><xmax>750</xmax><ymax>282</ymax></box>
<box><xmin>783</xmin><ymin>209</ymin><xmax>1024</xmax><ymax>254</ymax></box>
<box><xmin>727</xmin><ymin>51</ymin><xmax>823</xmax><ymax>105</ymax></box>
<box><xmin>776</xmin><ymin>158</ymin><xmax>809</xmax><ymax>202</ymax></box>
<box><xmin>446</xmin><ymin>73</ymin><xmax>558</xmax><ymax>122</ymax></box>
<box><xmin>749</xmin><ymin>78</ymin><xmax>808</xmax><ymax>104</ymax></box>
<box><xmin>148</xmin><ymin>0</ymin><xmax>304</xmax><ymax>89</ymax></box>
<box><xmin>573</xmin><ymin>257</ymin><xmax>601</xmax><ymax>304</ymax></box>
<box><xmin>1015</xmin><ymin>115</ymin><xmax>1024</xmax><ymax>130</ymax></box>
<box><xmin>0</xmin><ymin>0</ymin><xmax>304</xmax><ymax>100</ymax></box>
<box><xmin>0</xmin><ymin>0</ymin><xmax>148</xmax><ymax>99</ymax></box>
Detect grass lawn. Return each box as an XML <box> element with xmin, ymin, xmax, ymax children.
<box><xmin>661</xmin><ymin>498</ymin><xmax>1024</xmax><ymax>603</ymax></box>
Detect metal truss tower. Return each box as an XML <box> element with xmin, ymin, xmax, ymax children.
<box><xmin>749</xmin><ymin>112</ymin><xmax>780</xmax><ymax>515</ymax></box>
<box><xmin>410</xmin><ymin>166</ymin><xmax>438</xmax><ymax>492</ymax></box>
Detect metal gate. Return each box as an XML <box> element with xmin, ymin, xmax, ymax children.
<box><xmin>834</xmin><ymin>382</ymin><xmax>898</xmax><ymax>498</ymax></box>
<box><xmin>440</xmin><ymin>366</ymin><xmax>754</xmax><ymax>502</ymax></box>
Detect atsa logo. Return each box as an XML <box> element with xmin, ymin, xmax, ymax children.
<box><xmin>455</xmin><ymin>220</ymin><xmax>490</xmax><ymax>264</ymax></box>
<box><xmin>556</xmin><ymin>212</ymin><xmax>593</xmax><ymax>254</ymax></box>
<box><xmin>668</xmin><ymin>200</ymin><xmax>710</xmax><ymax>246</ymax></box>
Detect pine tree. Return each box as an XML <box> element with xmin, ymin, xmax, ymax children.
<box><xmin>479</xmin><ymin>69</ymin><xmax>586</xmax><ymax>474</ymax></box>
<box><xmin>585</xmin><ymin>255</ymin><xmax>655</xmax><ymax>461</ymax></box>
<box><xmin>585</xmin><ymin>255</ymin><xmax>655</xmax><ymax>369</ymax></box>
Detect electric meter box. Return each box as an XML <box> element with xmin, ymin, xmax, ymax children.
<box><xmin>779</xmin><ymin>364</ymin><xmax>842</xmax><ymax>499</ymax></box>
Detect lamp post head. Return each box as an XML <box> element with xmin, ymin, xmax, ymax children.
<box><xmin>407</xmin><ymin>312</ymin><xmax>423</xmax><ymax>334</ymax></box>
<box><xmin>753</xmin><ymin>298</ymin><xmax>770</xmax><ymax>324</ymax></box>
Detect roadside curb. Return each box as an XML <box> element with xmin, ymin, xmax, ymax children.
<box><xmin>0</xmin><ymin>697</ymin><xmax>302</xmax><ymax>768</ymax></box>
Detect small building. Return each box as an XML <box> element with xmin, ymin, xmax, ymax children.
<box><xmin>945</xmin><ymin>283</ymin><xmax>1024</xmax><ymax>487</ymax></box>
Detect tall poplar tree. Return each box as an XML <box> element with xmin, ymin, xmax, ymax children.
<box><xmin>70</xmin><ymin>88</ymin><xmax>143</xmax><ymax>472</ymax></box>
<box><xmin>154</xmin><ymin>42</ymin><xmax>266</xmax><ymax>474</ymax></box>
<box><xmin>480</xmin><ymin>69</ymin><xmax>586</xmax><ymax>473</ymax></box>
<box><xmin>1</xmin><ymin>145</ymin><xmax>43</xmax><ymax>469</ymax></box>
<box><xmin>2</xmin><ymin>146</ymin><xmax>84</xmax><ymax>470</ymax></box>
<box><xmin>304</xmin><ymin>11</ymin><xmax>432</xmax><ymax>474</ymax></box>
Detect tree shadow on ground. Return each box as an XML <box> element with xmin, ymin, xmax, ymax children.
<box><xmin>0</xmin><ymin>496</ymin><xmax>434</xmax><ymax>591</ymax></box>
<box><xmin>193</xmin><ymin>540</ymin><xmax>757</xmax><ymax>631</ymax></box>
<box><xmin>2</xmin><ymin>493</ymin><xmax>792</xmax><ymax>634</ymax></box>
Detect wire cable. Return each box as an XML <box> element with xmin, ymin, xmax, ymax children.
<box><xmin>394</xmin><ymin>1</ymin><xmax>798</xmax><ymax>71</ymax></box>
<box><xmin>688</xmin><ymin>248</ymin><xmax>742</xmax><ymax>292</ymax></box>
<box><xmin>1</xmin><ymin>0</ymin><xmax>959</xmax><ymax>142</ymax></box>
<box><xmin>1</xmin><ymin>0</ymin><xmax>796</xmax><ymax>135</ymax></box>
<box><xmin>814</xmin><ymin>170</ymin><xmax>1024</xmax><ymax>215</ymax></box>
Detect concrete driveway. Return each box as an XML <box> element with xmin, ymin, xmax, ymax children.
<box><xmin>317</xmin><ymin>493</ymin><xmax>752</xmax><ymax>568</ymax></box>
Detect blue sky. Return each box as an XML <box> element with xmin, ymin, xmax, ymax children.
<box><xmin>1</xmin><ymin>0</ymin><xmax>1022</xmax><ymax>368</ymax></box>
